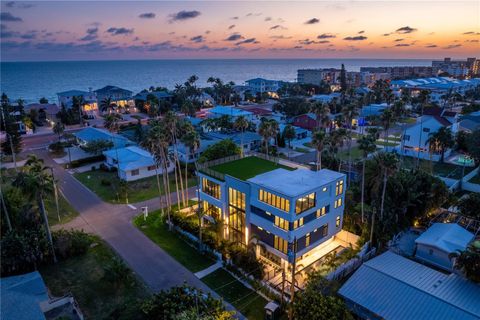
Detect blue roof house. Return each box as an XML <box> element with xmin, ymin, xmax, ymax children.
<box><xmin>103</xmin><ymin>146</ymin><xmax>163</xmax><ymax>181</ymax></box>
<box><xmin>208</xmin><ymin>106</ymin><xmax>254</xmax><ymax>121</ymax></box>
<box><xmin>74</xmin><ymin>127</ymin><xmax>132</xmax><ymax>149</ymax></box>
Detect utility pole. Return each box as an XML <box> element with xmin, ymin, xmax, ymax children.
<box><xmin>50</xmin><ymin>167</ymin><xmax>61</xmax><ymax>222</ymax></box>
<box><xmin>1</xmin><ymin>105</ymin><xmax>18</xmax><ymax>172</ymax></box>
<box><xmin>288</xmin><ymin>237</ymin><xmax>297</xmax><ymax>320</ymax></box>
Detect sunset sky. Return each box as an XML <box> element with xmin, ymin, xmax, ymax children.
<box><xmin>1</xmin><ymin>1</ymin><xmax>479</xmax><ymax>61</ymax></box>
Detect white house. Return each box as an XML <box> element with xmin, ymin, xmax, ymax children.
<box><xmin>57</xmin><ymin>89</ymin><xmax>97</xmax><ymax>114</ymax></box>
<box><xmin>74</xmin><ymin>127</ymin><xmax>132</xmax><ymax>149</ymax></box>
<box><xmin>103</xmin><ymin>146</ymin><xmax>164</xmax><ymax>181</ymax></box>
<box><xmin>207</xmin><ymin>106</ymin><xmax>254</xmax><ymax>121</ymax></box>
<box><xmin>310</xmin><ymin>92</ymin><xmax>342</xmax><ymax>104</ymax></box>
<box><xmin>400</xmin><ymin>116</ymin><xmax>453</xmax><ymax>161</ymax></box>
<box><xmin>245</xmin><ymin>78</ymin><xmax>284</xmax><ymax>94</ymax></box>
<box><xmin>414</xmin><ymin>223</ymin><xmax>474</xmax><ymax>271</ymax></box>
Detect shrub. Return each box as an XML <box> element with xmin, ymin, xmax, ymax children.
<box><xmin>52</xmin><ymin>230</ymin><xmax>93</xmax><ymax>259</ymax></box>
<box><xmin>49</xmin><ymin>141</ymin><xmax>64</xmax><ymax>154</ymax></box>
<box><xmin>91</xmin><ymin>165</ymin><xmax>96</xmax><ymax>171</ymax></box>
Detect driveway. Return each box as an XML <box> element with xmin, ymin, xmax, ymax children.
<box><xmin>36</xmin><ymin>150</ymin><xmax>245</xmax><ymax>318</ymax></box>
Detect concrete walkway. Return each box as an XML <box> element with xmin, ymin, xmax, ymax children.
<box><xmin>195</xmin><ymin>261</ymin><xmax>223</xmax><ymax>279</ymax></box>
<box><xmin>36</xmin><ymin>149</ymin><xmax>245</xmax><ymax>319</ymax></box>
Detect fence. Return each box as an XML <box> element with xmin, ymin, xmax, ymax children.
<box><xmin>325</xmin><ymin>242</ymin><xmax>376</xmax><ymax>282</ymax></box>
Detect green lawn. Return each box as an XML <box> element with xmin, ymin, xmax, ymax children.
<box><xmin>133</xmin><ymin>208</ymin><xmax>215</xmax><ymax>272</ymax></box>
<box><xmin>44</xmin><ymin>193</ymin><xmax>79</xmax><ymax>226</ymax></box>
<box><xmin>400</xmin><ymin>156</ymin><xmax>476</xmax><ymax>179</ymax></box>
<box><xmin>202</xmin><ymin>268</ymin><xmax>268</xmax><ymax>320</ymax></box>
<box><xmin>337</xmin><ymin>146</ymin><xmax>364</xmax><ymax>161</ymax></box>
<box><xmin>210</xmin><ymin>156</ymin><xmax>294</xmax><ymax>180</ymax></box>
<box><xmin>74</xmin><ymin>170</ymin><xmax>196</xmax><ymax>204</ymax></box>
<box><xmin>294</xmin><ymin>147</ymin><xmax>310</xmax><ymax>153</ymax></box>
<box><xmin>40</xmin><ymin>236</ymin><xmax>148</xmax><ymax>319</ymax></box>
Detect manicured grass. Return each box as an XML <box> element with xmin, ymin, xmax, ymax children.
<box><xmin>44</xmin><ymin>193</ymin><xmax>79</xmax><ymax>226</ymax></box>
<box><xmin>210</xmin><ymin>156</ymin><xmax>294</xmax><ymax>180</ymax></box>
<box><xmin>40</xmin><ymin>236</ymin><xmax>148</xmax><ymax>319</ymax></box>
<box><xmin>202</xmin><ymin>268</ymin><xmax>268</xmax><ymax>320</ymax></box>
<box><xmin>74</xmin><ymin>170</ymin><xmax>196</xmax><ymax>204</ymax></box>
<box><xmin>337</xmin><ymin>146</ymin><xmax>364</xmax><ymax>161</ymax></box>
<box><xmin>303</xmin><ymin>142</ymin><xmax>313</xmax><ymax>148</ymax></box>
<box><xmin>400</xmin><ymin>156</ymin><xmax>475</xmax><ymax>179</ymax></box>
<box><xmin>294</xmin><ymin>147</ymin><xmax>310</xmax><ymax>153</ymax></box>
<box><xmin>133</xmin><ymin>208</ymin><xmax>215</xmax><ymax>272</ymax></box>
<box><xmin>399</xmin><ymin>117</ymin><xmax>417</xmax><ymax>124</ymax></box>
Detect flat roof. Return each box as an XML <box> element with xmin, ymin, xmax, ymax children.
<box><xmin>209</xmin><ymin>156</ymin><xmax>293</xmax><ymax>181</ymax></box>
<box><xmin>339</xmin><ymin>251</ymin><xmax>480</xmax><ymax>320</ymax></box>
<box><xmin>248</xmin><ymin>167</ymin><xmax>344</xmax><ymax>197</ymax></box>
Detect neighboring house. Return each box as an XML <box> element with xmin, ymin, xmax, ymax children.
<box><xmin>292</xmin><ymin>113</ymin><xmax>318</xmax><ymax>131</ymax></box>
<box><xmin>458</xmin><ymin>114</ymin><xmax>480</xmax><ymax>133</ymax></box>
<box><xmin>1</xmin><ymin>271</ymin><xmax>83</xmax><ymax>320</ymax></box>
<box><xmin>174</xmin><ymin>138</ymin><xmax>219</xmax><ymax>164</ymax></box>
<box><xmin>279</xmin><ymin>124</ymin><xmax>309</xmax><ymax>140</ymax></box>
<box><xmin>74</xmin><ymin>127</ymin><xmax>132</xmax><ymax>149</ymax></box>
<box><xmin>94</xmin><ymin>85</ymin><xmax>134</xmax><ymax>111</ymax></box>
<box><xmin>57</xmin><ymin>89</ymin><xmax>97</xmax><ymax>114</ymax></box>
<box><xmin>414</xmin><ymin>223</ymin><xmax>474</xmax><ymax>271</ymax></box>
<box><xmin>103</xmin><ymin>146</ymin><xmax>160</xmax><ymax>181</ymax></box>
<box><xmin>207</xmin><ymin>106</ymin><xmax>254</xmax><ymax>121</ymax></box>
<box><xmin>245</xmin><ymin>78</ymin><xmax>284</xmax><ymax>94</ymax></box>
<box><xmin>310</xmin><ymin>93</ymin><xmax>341</xmax><ymax>103</ymax></box>
<box><xmin>339</xmin><ymin>251</ymin><xmax>480</xmax><ymax>320</ymax></box>
<box><xmin>391</xmin><ymin>77</ymin><xmax>480</xmax><ymax>95</ymax></box>
<box><xmin>24</xmin><ymin>103</ymin><xmax>60</xmax><ymax>125</ymax></box>
<box><xmin>198</xmin><ymin>156</ymin><xmax>346</xmax><ymax>271</ymax></box>
<box><xmin>400</xmin><ymin>115</ymin><xmax>453</xmax><ymax>161</ymax></box>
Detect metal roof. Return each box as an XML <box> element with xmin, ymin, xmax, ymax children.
<box><xmin>103</xmin><ymin>146</ymin><xmax>155</xmax><ymax>171</ymax></box>
<box><xmin>339</xmin><ymin>251</ymin><xmax>480</xmax><ymax>320</ymax></box>
<box><xmin>74</xmin><ymin>127</ymin><xmax>131</xmax><ymax>148</ymax></box>
<box><xmin>1</xmin><ymin>271</ymin><xmax>48</xmax><ymax>320</ymax></box>
<box><xmin>57</xmin><ymin>89</ymin><xmax>91</xmax><ymax>97</ymax></box>
<box><xmin>415</xmin><ymin>223</ymin><xmax>474</xmax><ymax>253</ymax></box>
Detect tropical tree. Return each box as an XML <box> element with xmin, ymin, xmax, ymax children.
<box><xmin>380</xmin><ymin>108</ymin><xmax>395</xmax><ymax>147</ymax></box>
<box><xmin>451</xmin><ymin>245</ymin><xmax>480</xmax><ymax>283</ymax></box>
<box><xmin>52</xmin><ymin>122</ymin><xmax>65</xmax><ymax>142</ymax></box>
<box><xmin>100</xmin><ymin>97</ymin><xmax>115</xmax><ymax>114</ymax></box>
<box><xmin>358</xmin><ymin>135</ymin><xmax>377</xmax><ymax>223</ymax></box>
<box><xmin>376</xmin><ymin>153</ymin><xmax>399</xmax><ymax>221</ymax></box>
<box><xmin>426</xmin><ymin>127</ymin><xmax>454</xmax><ymax>163</ymax></box>
<box><xmin>181</xmin><ymin>100</ymin><xmax>196</xmax><ymax>117</ymax></box>
<box><xmin>283</xmin><ymin>124</ymin><xmax>296</xmax><ymax>148</ymax></box>
<box><xmin>233</xmin><ymin>115</ymin><xmax>249</xmax><ymax>157</ymax></box>
<box><xmin>13</xmin><ymin>155</ymin><xmax>57</xmax><ymax>263</ymax></box>
<box><xmin>310</xmin><ymin>102</ymin><xmax>331</xmax><ymax>130</ymax></box>
<box><xmin>258</xmin><ymin>120</ymin><xmax>272</xmax><ymax>157</ymax></box>
<box><xmin>103</xmin><ymin>113</ymin><xmax>122</xmax><ymax>132</ymax></box>
<box><xmin>311</xmin><ymin>129</ymin><xmax>326</xmax><ymax>171</ymax></box>
<box><xmin>341</xmin><ymin>103</ymin><xmax>359</xmax><ymax>185</ymax></box>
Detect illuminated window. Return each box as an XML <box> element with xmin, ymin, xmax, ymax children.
<box><xmin>274</xmin><ymin>216</ymin><xmax>289</xmax><ymax>231</ymax></box>
<box><xmin>228</xmin><ymin>188</ymin><xmax>246</xmax><ymax>245</ymax></box>
<box><xmin>293</xmin><ymin>217</ymin><xmax>304</xmax><ymax>229</ymax></box>
<box><xmin>229</xmin><ymin>188</ymin><xmax>245</xmax><ymax>210</ymax></box>
<box><xmin>203</xmin><ymin>201</ymin><xmax>222</xmax><ymax>220</ymax></box>
<box><xmin>335</xmin><ymin>180</ymin><xmax>344</xmax><ymax>196</ymax></box>
<box><xmin>336</xmin><ymin>216</ymin><xmax>341</xmax><ymax>228</ymax></box>
<box><xmin>259</xmin><ymin>189</ymin><xmax>290</xmax><ymax>212</ymax></box>
<box><xmin>316</xmin><ymin>205</ymin><xmax>329</xmax><ymax>218</ymax></box>
<box><xmin>322</xmin><ymin>224</ymin><xmax>328</xmax><ymax>237</ymax></box>
<box><xmin>202</xmin><ymin>178</ymin><xmax>221</xmax><ymax>199</ymax></box>
<box><xmin>334</xmin><ymin>198</ymin><xmax>342</xmax><ymax>208</ymax></box>
<box><xmin>274</xmin><ymin>236</ymin><xmax>288</xmax><ymax>254</ymax></box>
<box><xmin>295</xmin><ymin>192</ymin><xmax>316</xmax><ymax>214</ymax></box>
<box><xmin>305</xmin><ymin>233</ymin><xmax>311</xmax><ymax>247</ymax></box>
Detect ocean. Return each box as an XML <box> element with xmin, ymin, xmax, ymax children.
<box><xmin>0</xmin><ymin>59</ymin><xmax>432</xmax><ymax>103</ymax></box>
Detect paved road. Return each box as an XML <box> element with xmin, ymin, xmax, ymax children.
<box><xmin>35</xmin><ymin>150</ymin><xmax>245</xmax><ymax>318</ymax></box>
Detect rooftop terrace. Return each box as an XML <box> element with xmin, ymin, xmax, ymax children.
<box><xmin>208</xmin><ymin>156</ymin><xmax>294</xmax><ymax>181</ymax></box>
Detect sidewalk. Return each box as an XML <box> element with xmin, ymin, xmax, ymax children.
<box><xmin>195</xmin><ymin>261</ymin><xmax>223</xmax><ymax>279</ymax></box>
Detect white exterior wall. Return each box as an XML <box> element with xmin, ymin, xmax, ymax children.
<box><xmin>123</xmin><ymin>166</ymin><xmax>157</xmax><ymax>181</ymax></box>
<box><xmin>415</xmin><ymin>244</ymin><xmax>455</xmax><ymax>271</ymax></box>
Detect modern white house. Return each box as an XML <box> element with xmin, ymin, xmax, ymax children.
<box><xmin>414</xmin><ymin>223</ymin><xmax>474</xmax><ymax>271</ymax></box>
<box><xmin>94</xmin><ymin>85</ymin><xmax>135</xmax><ymax>112</ymax></box>
<box><xmin>103</xmin><ymin>146</ymin><xmax>161</xmax><ymax>181</ymax></box>
<box><xmin>198</xmin><ymin>155</ymin><xmax>347</xmax><ymax>273</ymax></box>
<box><xmin>207</xmin><ymin>106</ymin><xmax>255</xmax><ymax>121</ymax></box>
<box><xmin>400</xmin><ymin>115</ymin><xmax>454</xmax><ymax>161</ymax></box>
<box><xmin>339</xmin><ymin>251</ymin><xmax>480</xmax><ymax>320</ymax></box>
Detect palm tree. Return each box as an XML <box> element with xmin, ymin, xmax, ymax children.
<box><xmin>100</xmin><ymin>97</ymin><xmax>114</xmax><ymax>114</ymax></box>
<box><xmin>258</xmin><ymin>120</ymin><xmax>271</xmax><ymax>158</ymax></box>
<box><xmin>13</xmin><ymin>155</ymin><xmax>57</xmax><ymax>263</ymax></box>
<box><xmin>426</xmin><ymin>127</ymin><xmax>454</xmax><ymax>163</ymax></box>
<box><xmin>103</xmin><ymin>113</ymin><xmax>122</xmax><ymax>132</ymax></box>
<box><xmin>283</xmin><ymin>124</ymin><xmax>296</xmax><ymax>149</ymax></box>
<box><xmin>341</xmin><ymin>103</ymin><xmax>359</xmax><ymax>186</ymax></box>
<box><xmin>376</xmin><ymin>153</ymin><xmax>399</xmax><ymax>220</ymax></box>
<box><xmin>234</xmin><ymin>116</ymin><xmax>249</xmax><ymax>157</ymax></box>
<box><xmin>181</xmin><ymin>100</ymin><xmax>196</xmax><ymax>117</ymax></box>
<box><xmin>358</xmin><ymin>135</ymin><xmax>377</xmax><ymax>223</ymax></box>
<box><xmin>52</xmin><ymin>122</ymin><xmax>65</xmax><ymax>142</ymax></box>
<box><xmin>311</xmin><ymin>129</ymin><xmax>326</xmax><ymax>171</ymax></box>
<box><xmin>380</xmin><ymin>108</ymin><xmax>395</xmax><ymax>148</ymax></box>
<box><xmin>310</xmin><ymin>102</ymin><xmax>330</xmax><ymax>130</ymax></box>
